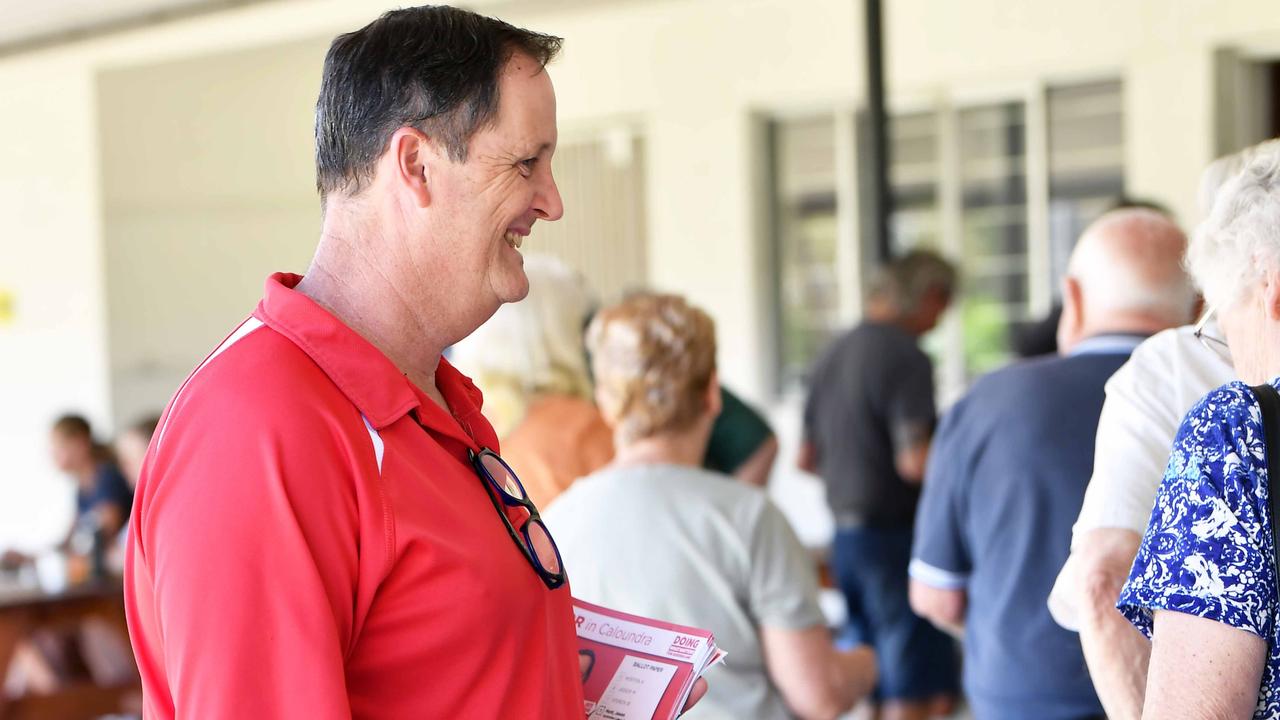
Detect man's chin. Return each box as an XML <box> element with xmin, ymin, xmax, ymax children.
<box><xmin>494</xmin><ymin>273</ymin><xmax>531</xmax><ymax>305</ymax></box>
<box><xmin>506</xmin><ymin>280</ymin><xmax>531</xmax><ymax>304</ymax></box>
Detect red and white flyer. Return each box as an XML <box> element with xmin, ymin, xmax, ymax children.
<box><xmin>573</xmin><ymin>598</ymin><xmax>726</xmax><ymax>720</ymax></box>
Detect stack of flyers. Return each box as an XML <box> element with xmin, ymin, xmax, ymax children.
<box><xmin>573</xmin><ymin>598</ymin><xmax>727</xmax><ymax>720</ymax></box>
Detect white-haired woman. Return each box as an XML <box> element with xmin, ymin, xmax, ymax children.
<box><xmin>449</xmin><ymin>254</ymin><xmax>613</xmax><ymax>509</ymax></box>
<box><xmin>1118</xmin><ymin>148</ymin><xmax>1280</xmax><ymax>718</ymax></box>
<box><xmin>544</xmin><ymin>293</ymin><xmax>876</xmax><ymax>720</ymax></box>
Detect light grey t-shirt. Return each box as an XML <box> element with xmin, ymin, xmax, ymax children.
<box><xmin>543</xmin><ymin>463</ymin><xmax>825</xmax><ymax>720</ymax></box>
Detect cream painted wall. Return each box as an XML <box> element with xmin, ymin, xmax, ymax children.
<box><xmin>99</xmin><ymin>38</ymin><xmax>326</xmax><ymax>428</ymax></box>
<box><xmin>0</xmin><ymin>57</ymin><xmax>108</xmax><ymax>550</ymax></box>
<box><xmin>7</xmin><ymin>0</ymin><xmax>1280</xmax><ymax>548</ymax></box>
<box><xmin>501</xmin><ymin>0</ymin><xmax>863</xmax><ymax>403</ymax></box>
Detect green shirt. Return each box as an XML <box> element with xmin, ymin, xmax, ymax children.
<box><xmin>704</xmin><ymin>387</ymin><xmax>773</xmax><ymax>475</ymax></box>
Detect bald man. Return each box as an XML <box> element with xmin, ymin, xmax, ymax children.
<box><xmin>1047</xmin><ymin>180</ymin><xmax>1244</xmax><ymax>720</ymax></box>
<box><xmin>907</xmin><ymin>209</ymin><xmax>1194</xmax><ymax>720</ymax></box>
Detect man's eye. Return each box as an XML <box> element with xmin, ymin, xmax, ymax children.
<box><xmin>518</xmin><ymin>158</ymin><xmax>538</xmax><ymax>173</ymax></box>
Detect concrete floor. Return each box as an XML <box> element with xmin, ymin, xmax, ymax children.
<box><xmin>843</xmin><ymin>703</ymin><xmax>973</xmax><ymax>720</ymax></box>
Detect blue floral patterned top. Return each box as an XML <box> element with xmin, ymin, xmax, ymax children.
<box><xmin>1119</xmin><ymin>381</ymin><xmax>1279</xmax><ymax>719</ymax></box>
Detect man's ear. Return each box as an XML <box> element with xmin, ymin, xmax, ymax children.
<box><xmin>388</xmin><ymin>127</ymin><xmax>432</xmax><ymax>208</ymax></box>
<box><xmin>1057</xmin><ymin>276</ymin><xmax>1084</xmax><ymax>354</ymax></box>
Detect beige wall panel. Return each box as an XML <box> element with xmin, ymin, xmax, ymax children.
<box><xmin>0</xmin><ymin>59</ymin><xmax>106</xmax><ymax>548</ymax></box>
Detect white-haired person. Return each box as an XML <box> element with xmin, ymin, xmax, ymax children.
<box><xmin>910</xmin><ymin>206</ymin><xmax>1193</xmax><ymax>720</ymax></box>
<box><xmin>544</xmin><ymin>293</ymin><xmax>876</xmax><ymax>720</ymax></box>
<box><xmin>1047</xmin><ymin>172</ymin><xmax>1251</xmax><ymax>719</ymax></box>
<box><xmin>449</xmin><ymin>254</ymin><xmax>613</xmax><ymax>509</ymax></box>
<box><xmin>1118</xmin><ymin>146</ymin><xmax>1280</xmax><ymax>718</ymax></box>
<box><xmin>452</xmin><ymin>254</ymin><xmax>784</xmax><ymax>508</ymax></box>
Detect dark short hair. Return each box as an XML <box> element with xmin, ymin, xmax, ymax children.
<box><xmin>52</xmin><ymin>413</ymin><xmax>92</xmax><ymax>440</ymax></box>
<box><xmin>314</xmin><ymin>5</ymin><xmax>563</xmax><ymax>200</ymax></box>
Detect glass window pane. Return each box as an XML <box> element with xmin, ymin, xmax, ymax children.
<box><xmin>772</xmin><ymin>116</ymin><xmax>838</xmax><ymax>389</ymax></box>
<box><xmin>1047</xmin><ymin>81</ymin><xmax>1125</xmax><ymax>291</ymax></box>
<box><xmin>889</xmin><ymin>112</ymin><xmax>940</xmax><ymax>254</ymax></box>
<box><xmin>959</xmin><ymin>102</ymin><xmax>1027</xmax><ymax>378</ymax></box>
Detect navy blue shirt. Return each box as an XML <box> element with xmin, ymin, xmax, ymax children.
<box><xmin>911</xmin><ymin>335</ymin><xmax>1143</xmax><ymax>720</ymax></box>
<box><xmin>76</xmin><ymin>461</ymin><xmax>133</xmax><ymax>525</ymax></box>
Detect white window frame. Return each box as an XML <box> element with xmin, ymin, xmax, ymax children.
<box><xmin>765</xmin><ymin>71</ymin><xmax>1123</xmax><ymax>405</ymax></box>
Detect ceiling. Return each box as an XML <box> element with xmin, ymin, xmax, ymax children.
<box><xmin>0</xmin><ymin>0</ymin><xmax>659</xmax><ymax>57</ymax></box>
<box><xmin>0</xmin><ymin>0</ymin><xmax>267</xmax><ymax>54</ymax></box>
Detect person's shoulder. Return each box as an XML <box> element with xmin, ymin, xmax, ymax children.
<box><xmin>1155</xmin><ymin>382</ymin><xmax>1268</xmax><ymax>512</ymax></box>
<box><xmin>540</xmin><ymin>477</ymin><xmax>586</xmax><ymax>524</ymax></box>
<box><xmin>858</xmin><ymin>321</ymin><xmax>924</xmax><ymax>356</ymax></box>
<box><xmin>811</xmin><ymin>324</ymin><xmax>863</xmax><ymax>365</ymax></box>
<box><xmin>648</xmin><ymin>467</ymin><xmax>783</xmax><ymax>550</ymax></box>
<box><xmin>96</xmin><ymin>460</ymin><xmax>125</xmax><ymax>480</ymax></box>
<box><xmin>1170</xmin><ymin>381</ymin><xmax>1264</xmax><ymax>474</ymax></box>
<box><xmin>992</xmin><ymin>349</ymin><xmax>1124</xmax><ymax>386</ymax></box>
<box><xmin>1183</xmin><ymin>381</ymin><xmax>1258</xmax><ymax>429</ymax></box>
<box><xmin>1101</xmin><ymin>329</ymin><xmax>1179</xmax><ymax>393</ymax></box>
<box><xmin>542</xmin><ymin>465</ymin><xmax>658</xmax><ymax>534</ymax></box>
<box><xmin>675</xmin><ymin>464</ymin><xmax>759</xmax><ymax>492</ymax></box>
<box><xmin>944</xmin><ymin>355</ymin><xmax>1095</xmax><ymax>426</ymax></box>
<box><xmin>95</xmin><ymin>461</ymin><xmax>129</xmax><ymax>490</ymax></box>
<box><xmin>1135</xmin><ymin>325</ymin><xmax>1194</xmax><ymax>357</ymax></box>
<box><xmin>528</xmin><ymin>394</ymin><xmax>606</xmax><ymax>427</ymax></box>
<box><xmin>587</xmin><ymin>464</ymin><xmax>759</xmax><ymax>513</ymax></box>
<box><xmin>1122</xmin><ymin>326</ymin><xmax>1213</xmax><ymax>374</ymax></box>
<box><xmin>959</xmin><ymin>354</ymin><xmax>1053</xmax><ymax>400</ymax></box>
<box><xmin>162</xmin><ymin>319</ymin><xmax>360</xmax><ymax>448</ymax></box>
<box><xmin>185</xmin><ymin>320</ymin><xmax>345</xmax><ymax>409</ymax></box>
<box><xmin>675</xmin><ymin>467</ymin><xmax>776</xmax><ymax>524</ymax></box>
<box><xmin>546</xmin><ymin>466</ymin><xmax>625</xmax><ymax>510</ymax></box>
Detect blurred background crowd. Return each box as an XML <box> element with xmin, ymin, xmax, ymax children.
<box><xmin>7</xmin><ymin>1</ymin><xmax>1280</xmax><ymax>719</ymax></box>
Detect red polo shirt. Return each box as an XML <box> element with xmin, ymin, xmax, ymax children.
<box><xmin>125</xmin><ymin>273</ymin><xmax>584</xmax><ymax>719</ymax></box>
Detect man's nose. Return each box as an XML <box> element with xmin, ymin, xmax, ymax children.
<box><xmin>534</xmin><ymin>169</ymin><xmax>564</xmax><ymax>222</ymax></box>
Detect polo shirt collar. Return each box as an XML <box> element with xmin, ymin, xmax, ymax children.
<box><xmin>1069</xmin><ymin>333</ymin><xmax>1148</xmax><ymax>357</ymax></box>
<box><xmin>410</xmin><ymin>358</ymin><xmax>500</xmax><ymax>452</ymax></box>
<box><xmin>253</xmin><ymin>273</ymin><xmax>497</xmax><ymax>451</ymax></box>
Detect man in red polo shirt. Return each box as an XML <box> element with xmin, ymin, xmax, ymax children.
<box><xmin>124</xmin><ymin>7</ymin><xmax>705</xmax><ymax>718</ymax></box>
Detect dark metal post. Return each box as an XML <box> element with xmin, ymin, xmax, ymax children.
<box><xmin>864</xmin><ymin>0</ymin><xmax>892</xmax><ymax>263</ymax></box>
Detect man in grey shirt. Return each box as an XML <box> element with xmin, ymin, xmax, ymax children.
<box><xmin>799</xmin><ymin>250</ymin><xmax>958</xmax><ymax>720</ymax></box>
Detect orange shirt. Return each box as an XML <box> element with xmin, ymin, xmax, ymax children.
<box><xmin>501</xmin><ymin>395</ymin><xmax>615</xmax><ymax>509</ymax></box>
<box><xmin>125</xmin><ymin>273</ymin><xmax>583</xmax><ymax>719</ymax></box>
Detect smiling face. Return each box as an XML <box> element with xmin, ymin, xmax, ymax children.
<box><xmin>422</xmin><ymin>53</ymin><xmax>563</xmax><ymax>323</ymax></box>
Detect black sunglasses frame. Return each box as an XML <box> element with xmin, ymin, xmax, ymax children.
<box><xmin>468</xmin><ymin>447</ymin><xmax>567</xmax><ymax>590</ymax></box>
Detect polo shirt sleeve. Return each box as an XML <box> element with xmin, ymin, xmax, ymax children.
<box><xmin>887</xmin><ymin>350</ymin><xmax>936</xmax><ymax>454</ymax></box>
<box><xmin>909</xmin><ymin>397</ymin><xmax>972</xmax><ymax>589</ymax></box>
<box><xmin>136</xmin><ymin>397</ymin><xmax>367</xmax><ymax>718</ymax></box>
<box><xmin>1118</xmin><ymin>383</ymin><xmax>1277</xmax><ymax>642</ymax></box>
<box><xmin>748</xmin><ymin>499</ymin><xmax>826</xmax><ymax>630</ymax></box>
